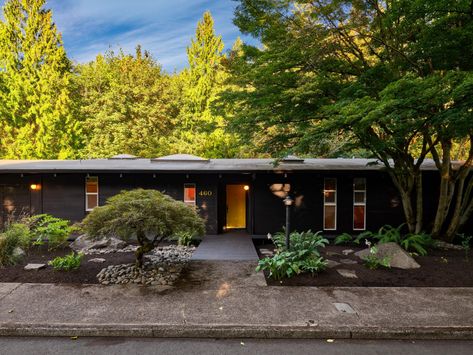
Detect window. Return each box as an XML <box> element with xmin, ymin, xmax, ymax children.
<box><xmin>353</xmin><ymin>178</ymin><xmax>366</xmax><ymax>230</ymax></box>
<box><xmin>85</xmin><ymin>176</ymin><xmax>99</xmax><ymax>211</ymax></box>
<box><xmin>323</xmin><ymin>178</ymin><xmax>337</xmax><ymax>230</ymax></box>
<box><xmin>184</xmin><ymin>184</ymin><xmax>196</xmax><ymax>206</ymax></box>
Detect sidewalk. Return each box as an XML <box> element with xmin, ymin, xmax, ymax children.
<box><xmin>1</xmin><ymin>261</ymin><xmax>473</xmax><ymax>339</ymax></box>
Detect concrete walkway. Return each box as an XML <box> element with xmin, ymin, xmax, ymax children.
<box><xmin>192</xmin><ymin>232</ymin><xmax>259</xmax><ymax>261</ymax></box>
<box><xmin>1</xmin><ymin>281</ymin><xmax>473</xmax><ymax>339</ymax></box>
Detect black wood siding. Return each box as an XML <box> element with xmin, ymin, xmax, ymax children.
<box><xmin>0</xmin><ymin>170</ymin><xmax>471</xmax><ymax>236</ymax></box>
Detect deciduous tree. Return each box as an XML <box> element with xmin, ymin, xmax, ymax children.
<box><xmin>75</xmin><ymin>47</ymin><xmax>175</xmax><ymax>158</ymax></box>
<box><xmin>224</xmin><ymin>0</ymin><xmax>473</xmax><ymax>239</ymax></box>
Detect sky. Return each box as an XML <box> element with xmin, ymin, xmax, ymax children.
<box><xmin>39</xmin><ymin>0</ymin><xmax>255</xmax><ymax>72</ymax></box>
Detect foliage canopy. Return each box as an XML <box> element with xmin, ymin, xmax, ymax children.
<box><xmin>81</xmin><ymin>189</ymin><xmax>205</xmax><ymax>266</ymax></box>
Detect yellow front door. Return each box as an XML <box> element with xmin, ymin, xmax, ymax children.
<box><xmin>226</xmin><ymin>185</ymin><xmax>247</xmax><ymax>229</ymax></box>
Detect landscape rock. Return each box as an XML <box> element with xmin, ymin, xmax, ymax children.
<box><xmin>88</xmin><ymin>258</ymin><xmax>106</xmax><ymax>263</ymax></box>
<box><xmin>340</xmin><ymin>258</ymin><xmax>358</xmax><ymax>265</ymax></box>
<box><xmin>326</xmin><ymin>251</ymin><xmax>341</xmax><ymax>257</ymax></box>
<box><xmin>70</xmin><ymin>234</ymin><xmax>133</xmax><ymax>255</ymax></box>
<box><xmin>435</xmin><ymin>241</ymin><xmax>463</xmax><ymax>251</ymax></box>
<box><xmin>326</xmin><ymin>259</ymin><xmax>341</xmax><ymax>268</ymax></box>
<box><xmin>337</xmin><ymin>269</ymin><xmax>358</xmax><ymax>278</ymax></box>
<box><xmin>259</xmin><ymin>248</ymin><xmax>274</xmax><ymax>257</ymax></box>
<box><xmin>355</xmin><ymin>242</ymin><xmax>420</xmax><ymax>269</ymax></box>
<box><xmin>342</xmin><ymin>249</ymin><xmax>354</xmax><ymax>256</ymax></box>
<box><xmin>24</xmin><ymin>263</ymin><xmax>46</xmax><ymax>271</ymax></box>
<box><xmin>97</xmin><ymin>245</ymin><xmax>195</xmax><ymax>286</ymax></box>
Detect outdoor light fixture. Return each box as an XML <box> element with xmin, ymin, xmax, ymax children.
<box><xmin>283</xmin><ymin>195</ymin><xmax>294</xmax><ymax>206</ymax></box>
<box><xmin>244</xmin><ymin>185</ymin><xmax>250</xmax><ymax>191</ymax></box>
<box><xmin>30</xmin><ymin>184</ymin><xmax>41</xmax><ymax>191</ymax></box>
<box><xmin>283</xmin><ymin>195</ymin><xmax>294</xmax><ymax>249</ymax></box>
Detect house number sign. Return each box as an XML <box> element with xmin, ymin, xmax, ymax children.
<box><xmin>199</xmin><ymin>190</ymin><xmax>213</xmax><ymax>197</ymax></box>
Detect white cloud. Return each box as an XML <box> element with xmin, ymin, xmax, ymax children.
<box><xmin>45</xmin><ymin>0</ymin><xmax>254</xmax><ymax>71</ymax></box>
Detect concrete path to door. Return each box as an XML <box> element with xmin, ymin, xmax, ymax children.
<box><xmin>191</xmin><ymin>232</ymin><xmax>259</xmax><ymax>261</ymax></box>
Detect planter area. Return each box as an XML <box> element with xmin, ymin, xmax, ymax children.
<box><xmin>0</xmin><ymin>243</ymin><xmax>195</xmax><ymax>285</ymax></box>
<box><xmin>255</xmin><ymin>242</ymin><xmax>473</xmax><ymax>287</ymax></box>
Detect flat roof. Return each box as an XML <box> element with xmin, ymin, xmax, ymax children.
<box><xmin>0</xmin><ymin>158</ymin><xmax>442</xmax><ymax>173</ymax></box>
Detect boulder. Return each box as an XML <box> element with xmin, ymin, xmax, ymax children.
<box><xmin>24</xmin><ymin>263</ymin><xmax>46</xmax><ymax>271</ymax></box>
<box><xmin>70</xmin><ymin>234</ymin><xmax>127</xmax><ymax>252</ymax></box>
<box><xmin>355</xmin><ymin>242</ymin><xmax>420</xmax><ymax>269</ymax></box>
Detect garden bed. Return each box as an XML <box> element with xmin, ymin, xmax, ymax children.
<box><xmin>255</xmin><ymin>243</ymin><xmax>473</xmax><ymax>287</ymax></box>
<box><xmin>0</xmin><ymin>241</ymin><xmax>195</xmax><ymax>285</ymax></box>
<box><xmin>0</xmin><ymin>245</ymin><xmax>136</xmax><ymax>284</ymax></box>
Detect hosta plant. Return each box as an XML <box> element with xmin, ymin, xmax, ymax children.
<box><xmin>256</xmin><ymin>230</ymin><xmax>329</xmax><ymax>280</ymax></box>
<box><xmin>48</xmin><ymin>252</ymin><xmax>84</xmax><ymax>271</ymax></box>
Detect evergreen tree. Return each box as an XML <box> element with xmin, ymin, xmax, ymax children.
<box><xmin>0</xmin><ymin>0</ymin><xmax>80</xmax><ymax>159</ymax></box>
<box><xmin>170</xmin><ymin>11</ymin><xmax>242</xmax><ymax>158</ymax></box>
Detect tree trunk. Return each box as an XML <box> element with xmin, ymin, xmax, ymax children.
<box><xmin>399</xmin><ymin>189</ymin><xmax>416</xmax><ymax>233</ymax></box>
<box><xmin>135</xmin><ymin>230</ymin><xmax>155</xmax><ymax>268</ymax></box>
<box><xmin>431</xmin><ymin>137</ymin><xmax>473</xmax><ymax>241</ymax></box>
<box><xmin>415</xmin><ymin>172</ymin><xmax>423</xmax><ymax>234</ymax></box>
<box><xmin>431</xmin><ymin>142</ymin><xmax>453</xmax><ymax>238</ymax></box>
<box><xmin>444</xmin><ymin>177</ymin><xmax>473</xmax><ymax>241</ymax></box>
<box><xmin>388</xmin><ymin>168</ymin><xmax>418</xmax><ymax>233</ymax></box>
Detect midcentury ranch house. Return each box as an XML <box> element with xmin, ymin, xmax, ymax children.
<box><xmin>0</xmin><ymin>154</ymin><xmax>468</xmax><ymax>236</ymax></box>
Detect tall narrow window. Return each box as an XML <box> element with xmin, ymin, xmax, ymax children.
<box><xmin>353</xmin><ymin>178</ymin><xmax>366</xmax><ymax>230</ymax></box>
<box><xmin>323</xmin><ymin>178</ymin><xmax>337</xmax><ymax>230</ymax></box>
<box><xmin>184</xmin><ymin>184</ymin><xmax>196</xmax><ymax>206</ymax></box>
<box><xmin>85</xmin><ymin>176</ymin><xmax>99</xmax><ymax>211</ymax></box>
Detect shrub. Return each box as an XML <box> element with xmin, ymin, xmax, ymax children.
<box><xmin>174</xmin><ymin>231</ymin><xmax>194</xmax><ymax>246</ymax></box>
<box><xmin>334</xmin><ymin>233</ymin><xmax>353</xmax><ymax>245</ymax></box>
<box><xmin>81</xmin><ymin>189</ymin><xmax>205</xmax><ymax>267</ymax></box>
<box><xmin>271</xmin><ymin>229</ymin><xmax>329</xmax><ymax>256</ymax></box>
<box><xmin>0</xmin><ymin>223</ymin><xmax>31</xmax><ymax>266</ymax></box>
<box><xmin>341</xmin><ymin>225</ymin><xmax>435</xmax><ymax>256</ymax></box>
<box><xmin>400</xmin><ymin>232</ymin><xmax>436</xmax><ymax>256</ymax></box>
<box><xmin>48</xmin><ymin>252</ymin><xmax>83</xmax><ymax>271</ymax></box>
<box><xmin>256</xmin><ymin>230</ymin><xmax>329</xmax><ymax>280</ymax></box>
<box><xmin>27</xmin><ymin>214</ymin><xmax>77</xmax><ymax>250</ymax></box>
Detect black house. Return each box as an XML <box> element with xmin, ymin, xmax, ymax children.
<box><xmin>0</xmin><ymin>154</ymin><xmax>462</xmax><ymax>236</ymax></box>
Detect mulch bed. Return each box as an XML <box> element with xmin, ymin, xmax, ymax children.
<box><xmin>256</xmin><ymin>243</ymin><xmax>473</xmax><ymax>287</ymax></box>
<box><xmin>0</xmin><ymin>245</ymin><xmax>135</xmax><ymax>284</ymax></box>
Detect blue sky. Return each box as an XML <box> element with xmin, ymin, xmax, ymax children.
<box><xmin>42</xmin><ymin>0</ymin><xmax>255</xmax><ymax>72</ymax></box>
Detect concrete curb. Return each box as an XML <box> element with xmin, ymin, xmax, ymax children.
<box><xmin>1</xmin><ymin>323</ymin><xmax>473</xmax><ymax>340</ymax></box>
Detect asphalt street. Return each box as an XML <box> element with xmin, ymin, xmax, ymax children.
<box><xmin>0</xmin><ymin>337</ymin><xmax>472</xmax><ymax>355</ymax></box>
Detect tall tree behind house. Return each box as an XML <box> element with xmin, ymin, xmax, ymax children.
<box><xmin>0</xmin><ymin>0</ymin><xmax>81</xmax><ymax>159</ymax></box>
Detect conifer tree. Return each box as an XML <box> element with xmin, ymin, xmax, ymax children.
<box><xmin>170</xmin><ymin>11</ymin><xmax>242</xmax><ymax>158</ymax></box>
<box><xmin>0</xmin><ymin>0</ymin><xmax>80</xmax><ymax>159</ymax></box>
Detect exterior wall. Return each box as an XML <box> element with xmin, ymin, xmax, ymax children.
<box><xmin>0</xmin><ymin>174</ymin><xmax>42</xmax><ymax>226</ymax></box>
<box><xmin>0</xmin><ymin>169</ymin><xmax>470</xmax><ymax>237</ymax></box>
<box><xmin>251</xmin><ymin>171</ymin><xmax>406</xmax><ymax>235</ymax></box>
